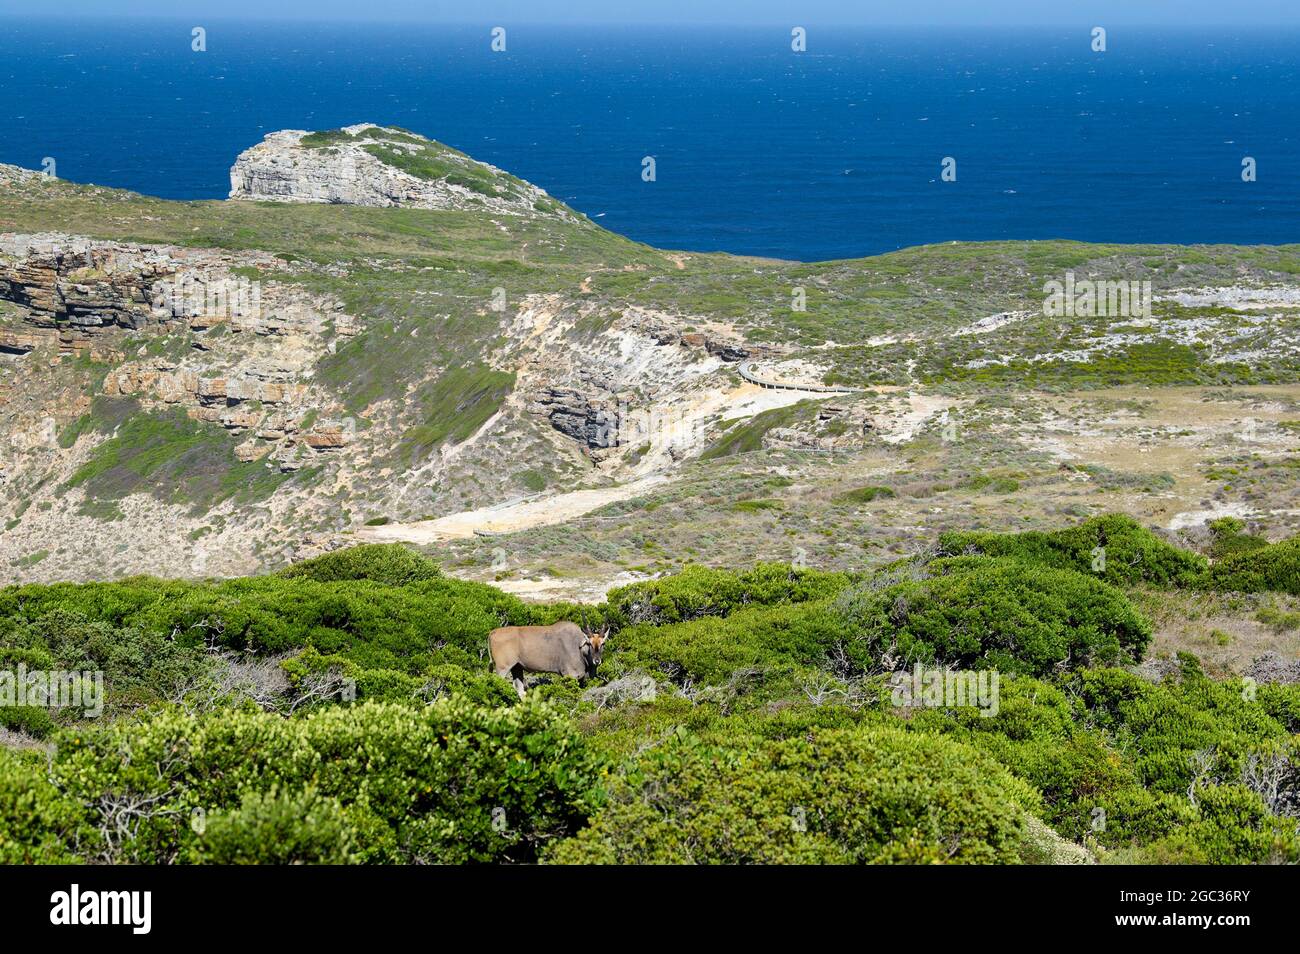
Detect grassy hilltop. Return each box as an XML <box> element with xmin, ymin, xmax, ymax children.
<box><xmin>2</xmin><ymin>140</ymin><xmax>1299</xmax><ymax>592</ymax></box>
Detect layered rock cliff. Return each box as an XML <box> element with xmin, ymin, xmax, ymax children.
<box><xmin>0</xmin><ymin>231</ymin><xmax>362</xmax><ymax>464</ymax></box>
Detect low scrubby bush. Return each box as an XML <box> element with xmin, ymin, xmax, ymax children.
<box><xmin>1069</xmin><ymin>662</ymin><xmax>1294</xmax><ymax>795</ymax></box>
<box><xmin>1204</xmin><ymin>536</ymin><xmax>1300</xmax><ymax>595</ymax></box>
<box><xmin>1138</xmin><ymin>783</ymin><xmax>1299</xmax><ymax>864</ymax></box>
<box><xmin>0</xmin><ymin>752</ymin><xmax>82</xmax><ymax>864</ymax></box>
<box><xmin>189</xmin><ymin>787</ymin><xmax>361</xmax><ymax>865</ymax></box>
<box><xmin>547</xmin><ymin>724</ymin><xmax>1037</xmax><ymax>864</ymax></box>
<box><xmin>0</xmin><ymin>555</ymin><xmax>531</xmax><ymax>676</ymax></box>
<box><xmin>610</xmin><ymin>600</ymin><xmax>859</xmax><ymax>684</ymax></box>
<box><xmin>605</xmin><ymin>562</ymin><xmax>851</xmax><ymax>630</ymax></box>
<box><xmin>900</xmin><ymin>667</ymin><xmax>1300</xmax><ymax>862</ymax></box>
<box><xmin>908</xmin><ymin>676</ymin><xmax>1135</xmax><ymax>832</ymax></box>
<box><xmin>276</xmin><ymin>543</ymin><xmax>442</xmax><ymax>587</ymax></box>
<box><xmin>1205</xmin><ymin>518</ymin><xmax>1270</xmax><ymax>562</ymax></box>
<box><xmin>835</xmin><ymin>485</ymin><xmax>896</xmax><ymax>503</ymax></box>
<box><xmin>45</xmin><ymin>698</ymin><xmax>604</xmax><ymax>864</ymax></box>
<box><xmin>936</xmin><ymin>514</ymin><xmax>1207</xmax><ymax>587</ymax></box>
<box><xmin>837</xmin><ymin>558</ymin><xmax>1151</xmax><ymax>675</ymax></box>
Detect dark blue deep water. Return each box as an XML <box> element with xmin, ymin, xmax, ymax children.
<box><xmin>2</xmin><ymin>18</ymin><xmax>1298</xmax><ymax>260</ymax></box>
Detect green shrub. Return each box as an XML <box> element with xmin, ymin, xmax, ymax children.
<box><xmin>907</xmin><ymin>676</ymin><xmax>1135</xmax><ymax>838</ymax></box>
<box><xmin>1256</xmin><ymin>605</ymin><xmax>1300</xmax><ymax>632</ymax></box>
<box><xmin>277</xmin><ymin>543</ymin><xmax>441</xmax><ymax>586</ymax></box>
<box><xmin>333</xmin><ymin>659</ymin><xmax>516</xmax><ymax>708</ymax></box>
<box><xmin>837</xmin><ymin>558</ymin><xmax>1152</xmax><ymax>675</ymax></box>
<box><xmin>733</xmin><ymin>498</ymin><xmax>782</xmax><ymax>513</ymax></box>
<box><xmin>547</xmin><ymin>724</ymin><xmax>1036</xmax><ymax>864</ymax></box>
<box><xmin>1069</xmin><ymin>665</ymin><xmax>1291</xmax><ymax>795</ymax></box>
<box><xmin>189</xmin><ymin>788</ymin><xmax>361</xmax><ymax>864</ymax></box>
<box><xmin>1206</xmin><ymin>517</ymin><xmax>1269</xmax><ymax>561</ymax></box>
<box><xmin>49</xmin><ymin>699</ymin><xmax>605</xmax><ymax>864</ymax></box>
<box><xmin>936</xmin><ymin>514</ymin><xmax>1206</xmax><ymax>587</ymax></box>
<box><xmin>299</xmin><ymin>129</ymin><xmax>356</xmax><ymax>148</ymax></box>
<box><xmin>611</xmin><ymin>600</ymin><xmax>858</xmax><ymax>685</ymax></box>
<box><xmin>835</xmin><ymin>485</ymin><xmax>896</xmax><ymax>504</ymax></box>
<box><xmin>606</xmin><ymin>562</ymin><xmax>851</xmax><ymax>629</ymax></box>
<box><xmin>1258</xmin><ymin>683</ymin><xmax>1300</xmax><ymax>733</ymax></box>
<box><xmin>895</xmin><ymin>666</ymin><xmax>1299</xmax><ymax>862</ymax></box>
<box><xmin>1129</xmin><ymin>784</ymin><xmax>1299</xmax><ymax>864</ymax></box>
<box><xmin>0</xmin><ymin>751</ymin><xmax>82</xmax><ymax>864</ymax></box>
<box><xmin>0</xmin><ymin>706</ymin><xmax>57</xmax><ymax>739</ymax></box>
<box><xmin>0</xmin><ymin>572</ymin><xmax>530</xmax><ymax>676</ymax></box>
<box><xmin>962</xmin><ymin>474</ymin><xmax>1020</xmax><ymax>494</ymax></box>
<box><xmin>1204</xmin><ymin>536</ymin><xmax>1300</xmax><ymax>595</ymax></box>
<box><xmin>8</xmin><ymin>609</ymin><xmax>211</xmax><ymax>713</ymax></box>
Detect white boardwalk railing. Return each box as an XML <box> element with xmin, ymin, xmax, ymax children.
<box><xmin>737</xmin><ymin>361</ymin><xmax>859</xmax><ymax>394</ymax></box>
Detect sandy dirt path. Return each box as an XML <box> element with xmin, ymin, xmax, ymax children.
<box><xmin>359</xmin><ymin>475</ymin><xmax>670</xmax><ymax>543</ymax></box>
<box><xmin>366</xmin><ymin>379</ymin><xmax>820</xmax><ymax>544</ymax></box>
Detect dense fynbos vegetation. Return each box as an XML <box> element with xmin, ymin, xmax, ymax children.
<box><xmin>1205</xmin><ymin>537</ymin><xmax>1300</xmax><ymax>596</ymax></box>
<box><xmin>2</xmin><ymin>700</ymin><xmax>601</xmax><ymax>864</ymax></box>
<box><xmin>604</xmin><ymin>561</ymin><xmax>851</xmax><ymax>629</ymax></box>
<box><xmin>935</xmin><ymin>514</ymin><xmax>1209</xmax><ymax>588</ymax></box>
<box><xmin>836</xmin><ymin>557</ymin><xmax>1152</xmax><ymax>675</ymax></box>
<box><xmin>547</xmin><ymin>725</ymin><xmax>1039</xmax><ymax>864</ymax></box>
<box><xmin>2</xmin><ymin>515</ymin><xmax>1299</xmax><ymax>865</ymax></box>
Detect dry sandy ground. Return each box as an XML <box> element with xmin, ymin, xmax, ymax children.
<box><xmin>491</xmin><ymin>569</ymin><xmax>654</xmax><ymax>601</ymax></box>
<box><xmin>1018</xmin><ymin>385</ymin><xmax>1299</xmax><ymax>532</ymax></box>
<box><xmin>360</xmin><ymin>475</ymin><xmax>671</xmax><ymax>543</ymax></box>
<box><xmin>372</xmin><ymin>383</ymin><xmax>1300</xmax><ymax>602</ymax></box>
<box><xmin>877</xmin><ymin>392</ymin><xmax>956</xmax><ymax>445</ymax></box>
<box><xmin>363</xmin><ymin>379</ymin><xmax>825</xmax><ymax>544</ymax></box>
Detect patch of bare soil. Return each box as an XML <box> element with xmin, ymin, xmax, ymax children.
<box><xmin>1139</xmin><ymin>589</ymin><xmax>1300</xmax><ymax>677</ymax></box>
<box><xmin>360</xmin><ymin>475</ymin><xmax>670</xmax><ymax>543</ymax></box>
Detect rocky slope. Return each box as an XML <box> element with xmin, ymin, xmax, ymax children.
<box><xmin>229</xmin><ymin>123</ymin><xmax>573</xmax><ymax>220</ymax></box>
<box><xmin>1</xmin><ymin>128</ymin><xmax>1298</xmax><ymax>593</ymax></box>
<box><xmin>0</xmin><ymin>133</ymin><xmax>785</xmax><ymax>581</ymax></box>
<box><xmin>0</xmin><ymin>231</ymin><xmax>363</xmax><ymax>456</ymax></box>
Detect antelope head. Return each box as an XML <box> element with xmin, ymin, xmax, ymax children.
<box><xmin>581</xmin><ymin>624</ymin><xmax>610</xmax><ymax>675</ymax></box>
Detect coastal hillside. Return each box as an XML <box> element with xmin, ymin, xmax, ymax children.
<box><xmin>0</xmin><ymin>126</ymin><xmax>1298</xmax><ymax>597</ymax></box>
<box><xmin>1</xmin><ymin>127</ymin><xmax>1299</xmax><ymax>868</ymax></box>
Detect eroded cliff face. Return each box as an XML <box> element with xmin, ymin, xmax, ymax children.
<box><xmin>0</xmin><ymin>233</ymin><xmax>216</xmax><ymax>354</ymax></box>
<box><xmin>0</xmin><ymin>248</ymin><xmax>771</xmax><ymax>583</ymax></box>
<box><xmin>0</xmin><ymin>232</ymin><xmax>363</xmax><ymax>463</ymax></box>
<box><xmin>0</xmin><ymin>226</ymin><xmax>380</xmax><ymax>579</ymax></box>
<box><xmin>0</xmin><ymin>130</ymin><xmax>815</xmax><ymax>582</ymax></box>
<box><xmin>228</xmin><ymin>124</ymin><xmax>571</xmax><ymax>220</ymax></box>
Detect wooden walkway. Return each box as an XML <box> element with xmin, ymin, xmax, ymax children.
<box><xmin>737</xmin><ymin>361</ymin><xmax>859</xmax><ymax>395</ymax></box>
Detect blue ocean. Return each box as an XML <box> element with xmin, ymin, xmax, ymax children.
<box><xmin>1</xmin><ymin>17</ymin><xmax>1298</xmax><ymax>261</ymax></box>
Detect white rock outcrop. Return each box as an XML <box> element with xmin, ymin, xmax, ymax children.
<box><xmin>228</xmin><ymin>123</ymin><xmax>565</xmax><ymax>218</ymax></box>
<box><xmin>0</xmin><ymin>163</ymin><xmax>51</xmax><ymax>187</ymax></box>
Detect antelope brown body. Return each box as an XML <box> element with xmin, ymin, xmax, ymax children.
<box><xmin>488</xmin><ymin>621</ymin><xmax>607</xmax><ymax>699</ymax></box>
